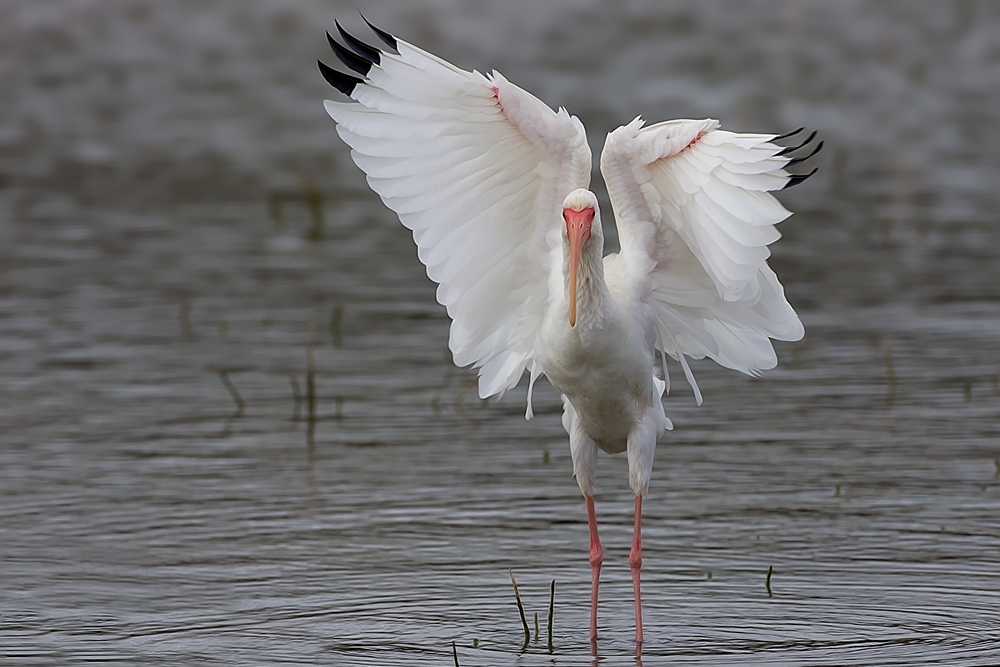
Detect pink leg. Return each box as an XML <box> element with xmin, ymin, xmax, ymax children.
<box><xmin>629</xmin><ymin>495</ymin><xmax>644</xmax><ymax>645</ymax></box>
<box><xmin>585</xmin><ymin>495</ymin><xmax>603</xmax><ymax>642</ymax></box>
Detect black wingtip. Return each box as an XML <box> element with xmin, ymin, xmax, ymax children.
<box><xmin>783</xmin><ymin>167</ymin><xmax>818</xmax><ymax>189</ymax></box>
<box><xmin>773</xmin><ymin>127</ymin><xmax>804</xmax><ymax>142</ymax></box>
<box><xmin>336</xmin><ymin>20</ymin><xmax>381</xmax><ymax>63</ymax></box>
<box><xmin>318</xmin><ymin>60</ymin><xmax>363</xmax><ymax>96</ymax></box>
<box><xmin>777</xmin><ymin>129</ymin><xmax>818</xmax><ymax>156</ymax></box>
<box><xmin>327</xmin><ymin>31</ymin><xmax>374</xmax><ymax>75</ymax></box>
<box><xmin>360</xmin><ymin>13</ymin><xmax>397</xmax><ymax>50</ymax></box>
<box><xmin>786</xmin><ymin>140</ymin><xmax>824</xmax><ymax>167</ymax></box>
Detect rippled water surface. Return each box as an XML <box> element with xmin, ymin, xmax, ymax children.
<box><xmin>3</xmin><ymin>1</ymin><xmax>1000</xmax><ymax>665</ymax></box>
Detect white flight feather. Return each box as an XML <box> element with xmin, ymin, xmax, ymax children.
<box><xmin>324</xmin><ymin>36</ymin><xmax>591</xmax><ymax>401</ymax></box>
<box><xmin>601</xmin><ymin>117</ymin><xmax>804</xmax><ymax>387</ymax></box>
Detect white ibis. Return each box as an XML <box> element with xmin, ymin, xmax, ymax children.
<box><xmin>319</xmin><ymin>19</ymin><xmax>817</xmax><ymax>646</ymax></box>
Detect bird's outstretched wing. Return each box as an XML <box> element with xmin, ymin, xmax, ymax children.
<box><xmin>601</xmin><ymin>118</ymin><xmax>817</xmax><ymax>403</ymax></box>
<box><xmin>320</xmin><ymin>21</ymin><xmax>592</xmax><ymax>398</ymax></box>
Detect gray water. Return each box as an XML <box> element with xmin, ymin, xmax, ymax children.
<box><xmin>2</xmin><ymin>1</ymin><xmax>1000</xmax><ymax>665</ymax></box>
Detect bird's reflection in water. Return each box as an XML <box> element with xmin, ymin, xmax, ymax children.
<box><xmin>587</xmin><ymin>640</ymin><xmax>643</xmax><ymax>666</ymax></box>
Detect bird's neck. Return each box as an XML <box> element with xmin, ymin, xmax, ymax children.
<box><xmin>564</xmin><ymin>242</ymin><xmax>609</xmax><ymax>329</ymax></box>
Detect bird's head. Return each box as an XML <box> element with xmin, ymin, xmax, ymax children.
<box><xmin>561</xmin><ymin>189</ymin><xmax>602</xmax><ymax>327</ymax></box>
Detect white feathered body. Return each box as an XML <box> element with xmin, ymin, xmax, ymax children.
<box><xmin>538</xmin><ymin>220</ymin><xmax>664</xmax><ymax>455</ymax></box>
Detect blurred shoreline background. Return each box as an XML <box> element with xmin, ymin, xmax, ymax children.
<box><xmin>2</xmin><ymin>1</ymin><xmax>997</xmax><ymax>217</ymax></box>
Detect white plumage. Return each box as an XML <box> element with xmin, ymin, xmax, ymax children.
<box><xmin>319</xmin><ymin>19</ymin><xmax>818</xmax><ymax>645</ymax></box>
